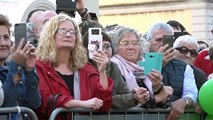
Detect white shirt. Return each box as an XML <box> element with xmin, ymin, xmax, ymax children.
<box><xmin>182</xmin><ymin>65</ymin><xmax>198</xmax><ymax>104</ymax></box>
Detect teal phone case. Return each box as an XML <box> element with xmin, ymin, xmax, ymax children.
<box><xmin>139</xmin><ymin>52</ymin><xmax>163</xmax><ymax>75</ymax></box>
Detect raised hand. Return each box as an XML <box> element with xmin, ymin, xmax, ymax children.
<box><xmin>25</xmin><ymin>44</ymin><xmax>36</xmax><ymax>71</ymax></box>
<box><xmin>147</xmin><ymin>69</ymin><xmax>163</xmax><ymax>89</ymax></box>
<box><xmin>10</xmin><ymin>39</ymin><xmax>30</xmax><ymax>65</ymax></box>
<box><xmin>92</xmin><ymin>51</ymin><xmax>109</xmax><ymax>73</ymax></box>
<box><xmin>158</xmin><ymin>44</ymin><xmax>175</xmax><ymax>66</ymax></box>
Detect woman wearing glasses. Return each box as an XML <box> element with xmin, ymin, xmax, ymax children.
<box><xmin>79</xmin><ymin>20</ymin><xmax>152</xmax><ymax>109</ymax></box>
<box><xmin>110</xmin><ymin>26</ymin><xmax>173</xmax><ymax>108</ymax></box>
<box><xmin>82</xmin><ymin>30</ymin><xmax>151</xmax><ymax>109</ymax></box>
<box><xmin>35</xmin><ymin>13</ymin><xmax>113</xmax><ymax>120</ymax></box>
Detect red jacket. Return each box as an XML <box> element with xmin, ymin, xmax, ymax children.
<box><xmin>193</xmin><ymin>49</ymin><xmax>213</xmax><ymax>76</ymax></box>
<box><xmin>35</xmin><ymin>60</ymin><xmax>113</xmax><ymax>120</ymax></box>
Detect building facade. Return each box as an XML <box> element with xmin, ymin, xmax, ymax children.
<box><xmin>99</xmin><ymin>0</ymin><xmax>213</xmax><ymax>44</ymax></box>
<box><xmin>1</xmin><ymin>0</ymin><xmax>212</xmax><ymax>43</ymax></box>
<box><xmin>0</xmin><ymin>0</ymin><xmax>98</xmax><ymax>26</ymax></box>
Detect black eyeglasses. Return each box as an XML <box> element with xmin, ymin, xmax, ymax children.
<box><xmin>56</xmin><ymin>28</ymin><xmax>77</xmax><ymax>36</ymax></box>
<box><xmin>175</xmin><ymin>46</ymin><xmax>198</xmax><ymax>57</ymax></box>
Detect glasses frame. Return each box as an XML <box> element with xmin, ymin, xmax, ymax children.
<box><xmin>56</xmin><ymin>28</ymin><xmax>77</xmax><ymax>36</ymax></box>
<box><xmin>102</xmin><ymin>43</ymin><xmax>112</xmax><ymax>50</ymax></box>
<box><xmin>119</xmin><ymin>40</ymin><xmax>140</xmax><ymax>47</ymax></box>
<box><xmin>175</xmin><ymin>46</ymin><xmax>198</xmax><ymax>57</ymax></box>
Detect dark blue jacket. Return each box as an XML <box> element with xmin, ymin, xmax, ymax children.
<box><xmin>0</xmin><ymin>60</ymin><xmax>41</xmax><ymax>119</ymax></box>
<box><xmin>162</xmin><ymin>59</ymin><xmax>186</xmax><ymax>102</ymax></box>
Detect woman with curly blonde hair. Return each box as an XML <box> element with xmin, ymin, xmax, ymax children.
<box><xmin>35</xmin><ymin>13</ymin><xmax>113</xmax><ymax>120</ymax></box>
<box><xmin>36</xmin><ymin>14</ymin><xmax>87</xmax><ymax>70</ymax></box>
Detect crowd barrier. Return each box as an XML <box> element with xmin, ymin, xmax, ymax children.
<box><xmin>49</xmin><ymin>107</ymin><xmax>203</xmax><ymax>120</ymax></box>
<box><xmin>0</xmin><ymin>106</ymin><xmax>38</xmax><ymax>120</ymax></box>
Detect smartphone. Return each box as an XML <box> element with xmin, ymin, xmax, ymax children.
<box><xmin>142</xmin><ymin>52</ymin><xmax>163</xmax><ymax>75</ymax></box>
<box><xmin>163</xmin><ymin>35</ymin><xmax>175</xmax><ymax>49</ymax></box>
<box><xmin>14</xmin><ymin>23</ymin><xmax>27</xmax><ymax>48</ymax></box>
<box><xmin>56</xmin><ymin>0</ymin><xmax>76</xmax><ymax>17</ymax></box>
<box><xmin>88</xmin><ymin>12</ymin><xmax>98</xmax><ymax>21</ymax></box>
<box><xmin>88</xmin><ymin>28</ymin><xmax>102</xmax><ymax>59</ymax></box>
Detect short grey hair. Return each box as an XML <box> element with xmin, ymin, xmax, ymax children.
<box><xmin>173</xmin><ymin>35</ymin><xmax>199</xmax><ymax>50</ymax></box>
<box><xmin>146</xmin><ymin>22</ymin><xmax>173</xmax><ymax>41</ymax></box>
<box><xmin>111</xmin><ymin>26</ymin><xmax>141</xmax><ymax>53</ymax></box>
<box><xmin>105</xmin><ymin>25</ymin><xmax>125</xmax><ymax>42</ymax></box>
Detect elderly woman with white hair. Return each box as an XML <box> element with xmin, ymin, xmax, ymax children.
<box><xmin>173</xmin><ymin>35</ymin><xmax>199</xmax><ymax>64</ymax></box>
<box><xmin>173</xmin><ymin>35</ymin><xmax>207</xmax><ymax>89</ymax></box>
<box><xmin>173</xmin><ymin>35</ymin><xmax>207</xmax><ymax>114</ymax></box>
<box><xmin>110</xmin><ymin>26</ymin><xmax>173</xmax><ymax>108</ymax></box>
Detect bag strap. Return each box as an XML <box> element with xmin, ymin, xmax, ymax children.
<box><xmin>44</xmin><ymin>94</ymin><xmax>60</xmax><ymax>119</ymax></box>
<box><xmin>52</xmin><ymin>94</ymin><xmax>60</xmax><ymax>110</ymax></box>
<box><xmin>44</xmin><ymin>95</ymin><xmax>53</xmax><ymax>120</ymax></box>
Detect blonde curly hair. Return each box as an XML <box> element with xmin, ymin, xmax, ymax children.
<box><xmin>36</xmin><ymin>13</ymin><xmax>88</xmax><ymax>71</ymax></box>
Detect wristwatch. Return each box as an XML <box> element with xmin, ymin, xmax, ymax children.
<box><xmin>80</xmin><ymin>8</ymin><xmax>88</xmax><ymax>17</ymax></box>
<box><xmin>183</xmin><ymin>98</ymin><xmax>189</xmax><ymax>108</ymax></box>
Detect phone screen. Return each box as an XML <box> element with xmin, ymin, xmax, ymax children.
<box><xmin>91</xmin><ymin>29</ymin><xmax>100</xmax><ymax>35</ymax></box>
<box><xmin>163</xmin><ymin>35</ymin><xmax>175</xmax><ymax>49</ymax></box>
<box><xmin>14</xmin><ymin>23</ymin><xmax>27</xmax><ymax>48</ymax></box>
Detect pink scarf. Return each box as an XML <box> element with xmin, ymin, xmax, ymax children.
<box><xmin>111</xmin><ymin>55</ymin><xmax>152</xmax><ymax>92</ymax></box>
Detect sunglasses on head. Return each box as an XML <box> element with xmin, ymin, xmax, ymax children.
<box><xmin>175</xmin><ymin>46</ymin><xmax>198</xmax><ymax>57</ymax></box>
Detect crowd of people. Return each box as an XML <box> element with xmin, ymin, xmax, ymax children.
<box><xmin>0</xmin><ymin>0</ymin><xmax>213</xmax><ymax>120</ymax></box>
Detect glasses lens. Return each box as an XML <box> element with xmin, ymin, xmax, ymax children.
<box><xmin>132</xmin><ymin>41</ymin><xmax>139</xmax><ymax>46</ymax></box>
<box><xmin>178</xmin><ymin>47</ymin><xmax>189</xmax><ymax>54</ymax></box>
<box><xmin>119</xmin><ymin>40</ymin><xmax>139</xmax><ymax>47</ymax></box>
<box><xmin>69</xmin><ymin>30</ymin><xmax>77</xmax><ymax>35</ymax></box>
<box><xmin>103</xmin><ymin>43</ymin><xmax>111</xmax><ymax>50</ymax></box>
<box><xmin>57</xmin><ymin>29</ymin><xmax>77</xmax><ymax>36</ymax></box>
<box><xmin>119</xmin><ymin>41</ymin><xmax>129</xmax><ymax>47</ymax></box>
<box><xmin>57</xmin><ymin>29</ymin><xmax>67</xmax><ymax>36</ymax></box>
<box><xmin>189</xmin><ymin>50</ymin><xmax>198</xmax><ymax>57</ymax></box>
<box><xmin>176</xmin><ymin>47</ymin><xmax>198</xmax><ymax>57</ymax></box>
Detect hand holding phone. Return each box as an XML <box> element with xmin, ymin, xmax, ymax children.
<box><xmin>88</xmin><ymin>28</ymin><xmax>102</xmax><ymax>59</ymax></box>
<box><xmin>14</xmin><ymin>23</ymin><xmax>27</xmax><ymax>48</ymax></box>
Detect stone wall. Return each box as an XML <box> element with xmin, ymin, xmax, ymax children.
<box><xmin>99</xmin><ymin>0</ymin><xmax>213</xmax><ymax>44</ymax></box>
